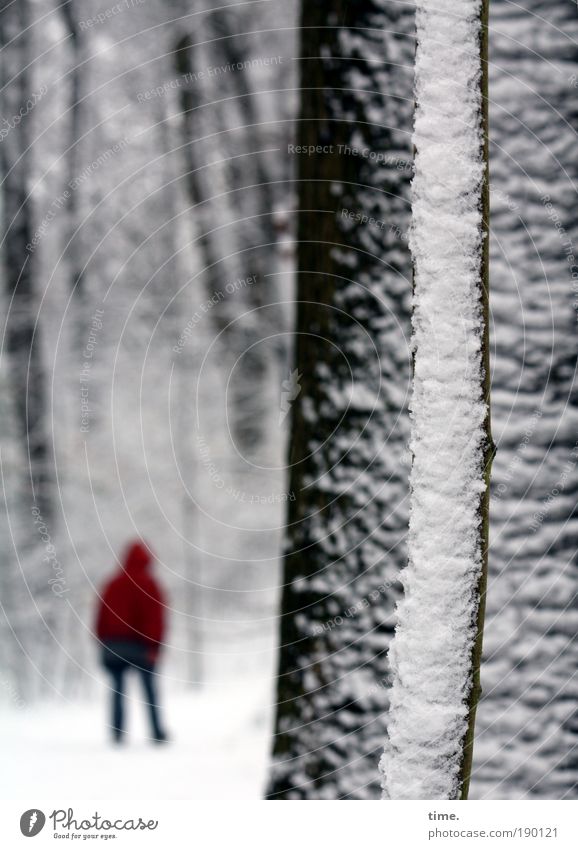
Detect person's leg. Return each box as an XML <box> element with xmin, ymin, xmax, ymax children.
<box><xmin>138</xmin><ymin>664</ymin><xmax>166</xmax><ymax>741</ymax></box>
<box><xmin>110</xmin><ymin>666</ymin><xmax>125</xmax><ymax>742</ymax></box>
<box><xmin>102</xmin><ymin>642</ymin><xmax>127</xmax><ymax>743</ymax></box>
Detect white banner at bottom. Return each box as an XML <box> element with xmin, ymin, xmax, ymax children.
<box><xmin>1</xmin><ymin>800</ymin><xmax>575</xmax><ymax>848</ymax></box>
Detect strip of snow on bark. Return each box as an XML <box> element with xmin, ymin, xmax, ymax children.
<box><xmin>380</xmin><ymin>0</ymin><xmax>487</xmax><ymax>800</ymax></box>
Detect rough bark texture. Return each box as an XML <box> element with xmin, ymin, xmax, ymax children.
<box><xmin>268</xmin><ymin>0</ymin><xmax>414</xmax><ymax>799</ymax></box>
<box><xmin>459</xmin><ymin>0</ymin><xmax>493</xmax><ymax>801</ymax></box>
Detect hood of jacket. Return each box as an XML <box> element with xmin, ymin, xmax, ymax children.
<box><xmin>122</xmin><ymin>540</ymin><xmax>152</xmax><ymax>574</ymax></box>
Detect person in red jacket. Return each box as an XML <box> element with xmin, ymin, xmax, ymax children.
<box><xmin>96</xmin><ymin>540</ymin><xmax>168</xmax><ymax>743</ymax></box>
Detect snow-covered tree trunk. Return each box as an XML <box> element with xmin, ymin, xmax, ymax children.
<box><xmin>267</xmin><ymin>0</ymin><xmax>414</xmax><ymax>799</ymax></box>
<box><xmin>380</xmin><ymin>0</ymin><xmax>492</xmax><ymax>800</ymax></box>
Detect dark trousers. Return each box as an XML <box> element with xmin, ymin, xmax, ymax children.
<box><xmin>101</xmin><ymin>640</ymin><xmax>164</xmax><ymax>741</ymax></box>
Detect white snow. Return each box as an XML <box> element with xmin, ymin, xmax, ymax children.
<box><xmin>0</xmin><ymin>678</ymin><xmax>271</xmax><ymax>800</ymax></box>
<box><xmin>380</xmin><ymin>0</ymin><xmax>488</xmax><ymax>799</ymax></box>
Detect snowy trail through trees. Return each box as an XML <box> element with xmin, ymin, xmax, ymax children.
<box><xmin>0</xmin><ymin>678</ymin><xmax>271</xmax><ymax>799</ymax></box>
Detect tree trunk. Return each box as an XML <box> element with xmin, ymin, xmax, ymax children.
<box><xmin>0</xmin><ymin>0</ymin><xmax>52</xmax><ymax>519</ymax></box>
<box><xmin>458</xmin><ymin>0</ymin><xmax>492</xmax><ymax>801</ymax></box>
<box><xmin>268</xmin><ymin>0</ymin><xmax>414</xmax><ymax>799</ymax></box>
<box><xmin>380</xmin><ymin>0</ymin><xmax>492</xmax><ymax>800</ymax></box>
<box><xmin>173</xmin><ymin>31</ymin><xmax>272</xmax><ymax>455</ymax></box>
<box><xmin>60</xmin><ymin>0</ymin><xmax>85</xmax><ymax>296</ymax></box>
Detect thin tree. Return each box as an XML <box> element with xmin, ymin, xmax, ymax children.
<box><xmin>380</xmin><ymin>0</ymin><xmax>493</xmax><ymax>800</ymax></box>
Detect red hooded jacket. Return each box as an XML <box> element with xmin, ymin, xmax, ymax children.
<box><xmin>96</xmin><ymin>542</ymin><xmax>166</xmax><ymax>650</ymax></box>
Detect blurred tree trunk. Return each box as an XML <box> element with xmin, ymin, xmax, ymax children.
<box><xmin>0</xmin><ymin>0</ymin><xmax>52</xmax><ymax>519</ymax></box>
<box><xmin>173</xmin><ymin>29</ymin><xmax>275</xmax><ymax>456</ymax></box>
<box><xmin>173</xmin><ymin>34</ymin><xmax>224</xmax><ymax>298</ymax></box>
<box><xmin>267</xmin><ymin>0</ymin><xmax>414</xmax><ymax>799</ymax></box>
<box><xmin>60</xmin><ymin>0</ymin><xmax>85</xmax><ymax>297</ymax></box>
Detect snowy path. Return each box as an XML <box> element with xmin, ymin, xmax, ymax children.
<box><xmin>0</xmin><ymin>678</ymin><xmax>272</xmax><ymax>800</ymax></box>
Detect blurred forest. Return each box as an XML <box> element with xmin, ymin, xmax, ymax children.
<box><xmin>0</xmin><ymin>0</ymin><xmax>297</xmax><ymax>697</ymax></box>
<box><xmin>0</xmin><ymin>0</ymin><xmax>577</xmax><ymax>800</ymax></box>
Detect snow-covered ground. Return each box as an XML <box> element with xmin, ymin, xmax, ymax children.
<box><xmin>0</xmin><ymin>677</ymin><xmax>272</xmax><ymax>800</ymax></box>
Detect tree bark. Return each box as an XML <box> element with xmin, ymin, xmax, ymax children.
<box><xmin>458</xmin><ymin>0</ymin><xmax>493</xmax><ymax>801</ymax></box>
<box><xmin>0</xmin><ymin>0</ymin><xmax>52</xmax><ymax>519</ymax></box>
<box><xmin>268</xmin><ymin>0</ymin><xmax>414</xmax><ymax>799</ymax></box>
